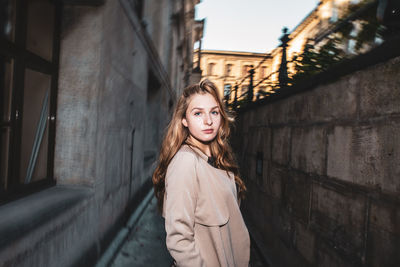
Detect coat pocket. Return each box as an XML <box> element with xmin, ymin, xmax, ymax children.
<box><xmin>195</xmin><ymin>191</ymin><xmax>230</xmax><ymax>226</ymax></box>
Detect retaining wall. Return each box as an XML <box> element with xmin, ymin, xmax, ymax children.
<box><xmin>233</xmin><ymin>54</ymin><xmax>400</xmax><ymax>267</ymax></box>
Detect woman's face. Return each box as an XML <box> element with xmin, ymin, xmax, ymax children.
<box><xmin>182</xmin><ymin>92</ymin><xmax>222</xmax><ymax>144</ymax></box>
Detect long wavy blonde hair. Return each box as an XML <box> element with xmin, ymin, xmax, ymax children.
<box><xmin>152</xmin><ymin>79</ymin><xmax>246</xmax><ymax>211</ymax></box>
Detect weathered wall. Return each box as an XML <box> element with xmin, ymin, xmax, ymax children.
<box><xmin>0</xmin><ymin>1</ymin><xmax>199</xmax><ymax>266</ymax></box>
<box><xmin>233</xmin><ymin>56</ymin><xmax>400</xmax><ymax>267</ymax></box>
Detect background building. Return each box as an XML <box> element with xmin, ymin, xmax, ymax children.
<box><xmin>194</xmin><ymin>49</ymin><xmax>271</xmax><ymax>102</ymax></box>
<box><xmin>0</xmin><ymin>0</ymin><xmax>201</xmax><ymax>266</ymax></box>
<box><xmin>195</xmin><ymin>0</ymin><xmax>384</xmax><ymax>103</ymax></box>
<box><xmin>269</xmin><ymin>0</ymin><xmax>381</xmax><ymax>84</ymax></box>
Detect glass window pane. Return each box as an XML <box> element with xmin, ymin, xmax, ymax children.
<box><xmin>1</xmin><ymin>127</ymin><xmax>10</xmax><ymax>191</ymax></box>
<box><xmin>241</xmin><ymin>85</ymin><xmax>248</xmax><ymax>95</ymax></box>
<box><xmin>1</xmin><ymin>57</ymin><xmax>14</xmax><ymax>123</ymax></box>
<box><xmin>26</xmin><ymin>0</ymin><xmax>55</xmax><ymax>61</ymax></box>
<box><xmin>224</xmin><ymin>84</ymin><xmax>232</xmax><ymax>97</ymax></box>
<box><xmin>20</xmin><ymin>69</ymin><xmax>51</xmax><ymax>184</ymax></box>
<box><xmin>0</xmin><ymin>0</ymin><xmax>16</xmax><ymax>41</ymax></box>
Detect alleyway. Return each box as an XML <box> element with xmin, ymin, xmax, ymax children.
<box><xmin>96</xmin><ymin>190</ymin><xmax>267</xmax><ymax>267</ymax></box>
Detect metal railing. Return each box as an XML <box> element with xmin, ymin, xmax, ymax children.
<box><xmin>225</xmin><ymin>0</ymin><xmax>400</xmax><ymax>110</ymax></box>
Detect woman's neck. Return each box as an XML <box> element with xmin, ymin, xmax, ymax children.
<box><xmin>186</xmin><ymin>136</ymin><xmax>211</xmax><ymax>157</ymax></box>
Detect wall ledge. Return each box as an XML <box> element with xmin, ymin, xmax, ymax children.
<box><xmin>0</xmin><ymin>185</ymin><xmax>93</xmax><ymax>250</ymax></box>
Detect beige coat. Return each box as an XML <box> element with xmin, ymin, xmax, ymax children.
<box><xmin>163</xmin><ymin>144</ymin><xmax>250</xmax><ymax>267</ymax></box>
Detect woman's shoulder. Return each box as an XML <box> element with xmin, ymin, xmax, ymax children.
<box><xmin>165</xmin><ymin>145</ymin><xmax>200</xmax><ymax>185</ymax></box>
<box><xmin>169</xmin><ymin>144</ymin><xmax>200</xmax><ymax>166</ymax></box>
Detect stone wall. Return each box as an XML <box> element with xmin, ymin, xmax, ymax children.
<box><xmin>0</xmin><ymin>1</ymin><xmax>199</xmax><ymax>266</ymax></box>
<box><xmin>233</xmin><ymin>56</ymin><xmax>400</xmax><ymax>267</ymax></box>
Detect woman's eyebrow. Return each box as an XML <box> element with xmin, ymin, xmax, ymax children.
<box><xmin>191</xmin><ymin>106</ymin><xmax>219</xmax><ymax>112</ymax></box>
<box><xmin>190</xmin><ymin>107</ymin><xmax>204</xmax><ymax>112</ymax></box>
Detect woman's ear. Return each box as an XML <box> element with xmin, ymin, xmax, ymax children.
<box><xmin>182</xmin><ymin>117</ymin><xmax>188</xmax><ymax>127</ymax></box>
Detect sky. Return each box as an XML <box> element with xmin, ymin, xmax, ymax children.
<box><xmin>195</xmin><ymin>0</ymin><xmax>320</xmax><ymax>53</ymax></box>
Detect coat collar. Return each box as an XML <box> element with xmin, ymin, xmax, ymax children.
<box><xmin>183</xmin><ymin>143</ymin><xmax>209</xmax><ymax>162</ymax></box>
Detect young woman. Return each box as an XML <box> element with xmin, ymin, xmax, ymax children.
<box><xmin>152</xmin><ymin>79</ymin><xmax>250</xmax><ymax>267</ymax></box>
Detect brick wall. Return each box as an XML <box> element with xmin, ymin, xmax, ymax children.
<box><xmin>233</xmin><ymin>56</ymin><xmax>400</xmax><ymax>267</ymax></box>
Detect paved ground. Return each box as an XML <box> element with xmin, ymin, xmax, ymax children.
<box><xmin>106</xmin><ymin>194</ymin><xmax>267</xmax><ymax>267</ymax></box>
<box><xmin>110</xmin><ymin>196</ymin><xmax>173</xmax><ymax>267</ymax></box>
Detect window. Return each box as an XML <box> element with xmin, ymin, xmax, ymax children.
<box><xmin>347</xmin><ymin>27</ymin><xmax>358</xmax><ymax>54</ymax></box>
<box><xmin>259</xmin><ymin>66</ymin><xmax>267</xmax><ymax>79</ymax></box>
<box><xmin>242</xmin><ymin>65</ymin><xmax>251</xmax><ymax>76</ymax></box>
<box><xmin>223</xmin><ymin>84</ymin><xmax>232</xmax><ymax>99</ymax></box>
<box><xmin>241</xmin><ymin>85</ymin><xmax>248</xmax><ymax>97</ymax></box>
<box><xmin>207</xmin><ymin>63</ymin><xmax>216</xmax><ymax>76</ymax></box>
<box><xmin>347</xmin><ymin>39</ymin><xmax>357</xmax><ymax>54</ymax></box>
<box><xmin>225</xmin><ymin>64</ymin><xmax>233</xmax><ymax>77</ymax></box>
<box><xmin>0</xmin><ymin>0</ymin><xmax>61</xmax><ymax>203</ymax></box>
<box><xmin>329</xmin><ymin>3</ymin><xmax>338</xmax><ymax>23</ymax></box>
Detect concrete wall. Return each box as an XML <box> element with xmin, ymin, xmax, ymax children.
<box><xmin>233</xmin><ymin>56</ymin><xmax>400</xmax><ymax>267</ymax></box>
<box><xmin>0</xmin><ymin>1</ymin><xmax>199</xmax><ymax>266</ymax></box>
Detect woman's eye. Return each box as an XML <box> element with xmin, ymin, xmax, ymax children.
<box><xmin>211</xmin><ymin>110</ymin><xmax>219</xmax><ymax>115</ymax></box>
<box><xmin>194</xmin><ymin>112</ymin><xmax>201</xmax><ymax>116</ymax></box>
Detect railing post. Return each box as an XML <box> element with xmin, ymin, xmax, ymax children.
<box><xmin>248</xmin><ymin>66</ymin><xmax>254</xmax><ymax>102</ymax></box>
<box><xmin>278</xmin><ymin>27</ymin><xmax>290</xmax><ymax>88</ymax></box>
<box><xmin>233</xmin><ymin>84</ymin><xmax>238</xmax><ymax>110</ymax></box>
<box><xmin>224</xmin><ymin>86</ymin><xmax>230</xmax><ymax>104</ymax></box>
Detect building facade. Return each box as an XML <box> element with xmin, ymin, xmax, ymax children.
<box><xmin>195</xmin><ymin>0</ymin><xmax>377</xmax><ymax>102</ymax></box>
<box><xmin>269</xmin><ymin>0</ymin><xmax>375</xmax><ymax>83</ymax></box>
<box><xmin>194</xmin><ymin>50</ymin><xmax>271</xmax><ymax>102</ymax></box>
<box><xmin>0</xmin><ymin>0</ymin><xmax>201</xmax><ymax>266</ymax></box>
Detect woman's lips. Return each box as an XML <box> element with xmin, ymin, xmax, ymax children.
<box><xmin>203</xmin><ymin>129</ymin><xmax>213</xmax><ymax>134</ymax></box>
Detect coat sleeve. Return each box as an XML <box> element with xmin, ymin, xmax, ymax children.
<box><xmin>164</xmin><ymin>151</ymin><xmax>205</xmax><ymax>267</ymax></box>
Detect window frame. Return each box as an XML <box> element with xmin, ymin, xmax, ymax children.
<box><xmin>207</xmin><ymin>62</ymin><xmax>216</xmax><ymax>76</ymax></box>
<box><xmin>223</xmin><ymin>84</ymin><xmax>232</xmax><ymax>99</ymax></box>
<box><xmin>0</xmin><ymin>0</ymin><xmax>61</xmax><ymax>204</ymax></box>
<box><xmin>225</xmin><ymin>63</ymin><xmax>233</xmax><ymax>77</ymax></box>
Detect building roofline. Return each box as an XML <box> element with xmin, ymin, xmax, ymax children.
<box><xmin>197</xmin><ymin>49</ymin><xmax>270</xmax><ymax>58</ymax></box>
<box><xmin>289</xmin><ymin>3</ymin><xmax>321</xmax><ymax>39</ymax></box>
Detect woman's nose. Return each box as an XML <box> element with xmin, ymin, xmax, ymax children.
<box><xmin>204</xmin><ymin>113</ymin><xmax>213</xmax><ymax>125</ymax></box>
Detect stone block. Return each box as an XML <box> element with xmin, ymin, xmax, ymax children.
<box><xmin>367</xmin><ymin>227</ymin><xmax>400</xmax><ymax>267</ymax></box>
<box><xmin>269</xmin><ymin>97</ymin><xmax>295</xmax><ymax>125</ymax></box>
<box><xmin>315</xmin><ymin>239</ymin><xmax>358</xmax><ymax>267</ymax></box>
<box><xmin>311</xmin><ymin>184</ymin><xmax>366</xmax><ymax>257</ymax></box>
<box><xmin>272</xmin><ymin>126</ymin><xmax>291</xmax><ymax>165</ymax></box>
<box><xmin>271</xmin><ymin>204</ymin><xmax>293</xmax><ymax>248</ymax></box>
<box><xmin>284</xmin><ymin>171</ymin><xmax>311</xmax><ymax>223</ymax></box>
<box><xmin>244</xmin><ymin>127</ymin><xmax>272</xmax><ymax>184</ymax></box>
<box><xmin>241</xmin><ymin>110</ymin><xmax>256</xmax><ymax>134</ymax></box>
<box><xmin>257</xmin><ymin>104</ymin><xmax>272</xmax><ymax>127</ymax></box>
<box><xmin>269</xmin><ymin>164</ymin><xmax>285</xmax><ymax>199</ymax></box>
<box><xmin>285</xmin><ymin>94</ymin><xmax>308</xmax><ymax>123</ymax></box>
<box><xmin>248</xmin><ymin>128</ymin><xmax>262</xmax><ymax>156</ymax></box>
<box><xmin>294</xmin><ymin>221</ymin><xmax>315</xmax><ymax>264</ymax></box>
<box><xmin>291</xmin><ymin>126</ymin><xmax>326</xmax><ymax>175</ymax></box>
<box><xmin>243</xmin><ymin>180</ymin><xmax>266</xmax><ymax>221</ymax></box>
<box><xmin>289</xmin><ymin>78</ymin><xmax>357</xmax><ymax>124</ymax></box>
<box><xmin>248</xmin><ymin>105</ymin><xmax>270</xmax><ymax>127</ymax></box>
<box><xmin>259</xmin><ymin>159</ymin><xmax>270</xmax><ymax>192</ymax></box>
<box><xmin>366</xmin><ymin>201</ymin><xmax>400</xmax><ymax>265</ymax></box>
<box><xmin>370</xmin><ymin>200</ymin><xmax>400</xmax><ymax>235</ymax></box>
<box><xmin>359</xmin><ymin>56</ymin><xmax>400</xmax><ymax>117</ymax></box>
<box><xmin>327</xmin><ymin>126</ymin><xmax>353</xmax><ymax>183</ymax></box>
<box><xmin>255</xmin><ymin>127</ymin><xmax>272</xmax><ymax>160</ymax></box>
<box><xmin>327</xmin><ymin>124</ymin><xmax>400</xmax><ymax>194</ymax></box>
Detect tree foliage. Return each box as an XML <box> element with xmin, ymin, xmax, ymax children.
<box><xmin>291</xmin><ymin>0</ymin><xmax>384</xmax><ymax>84</ymax></box>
